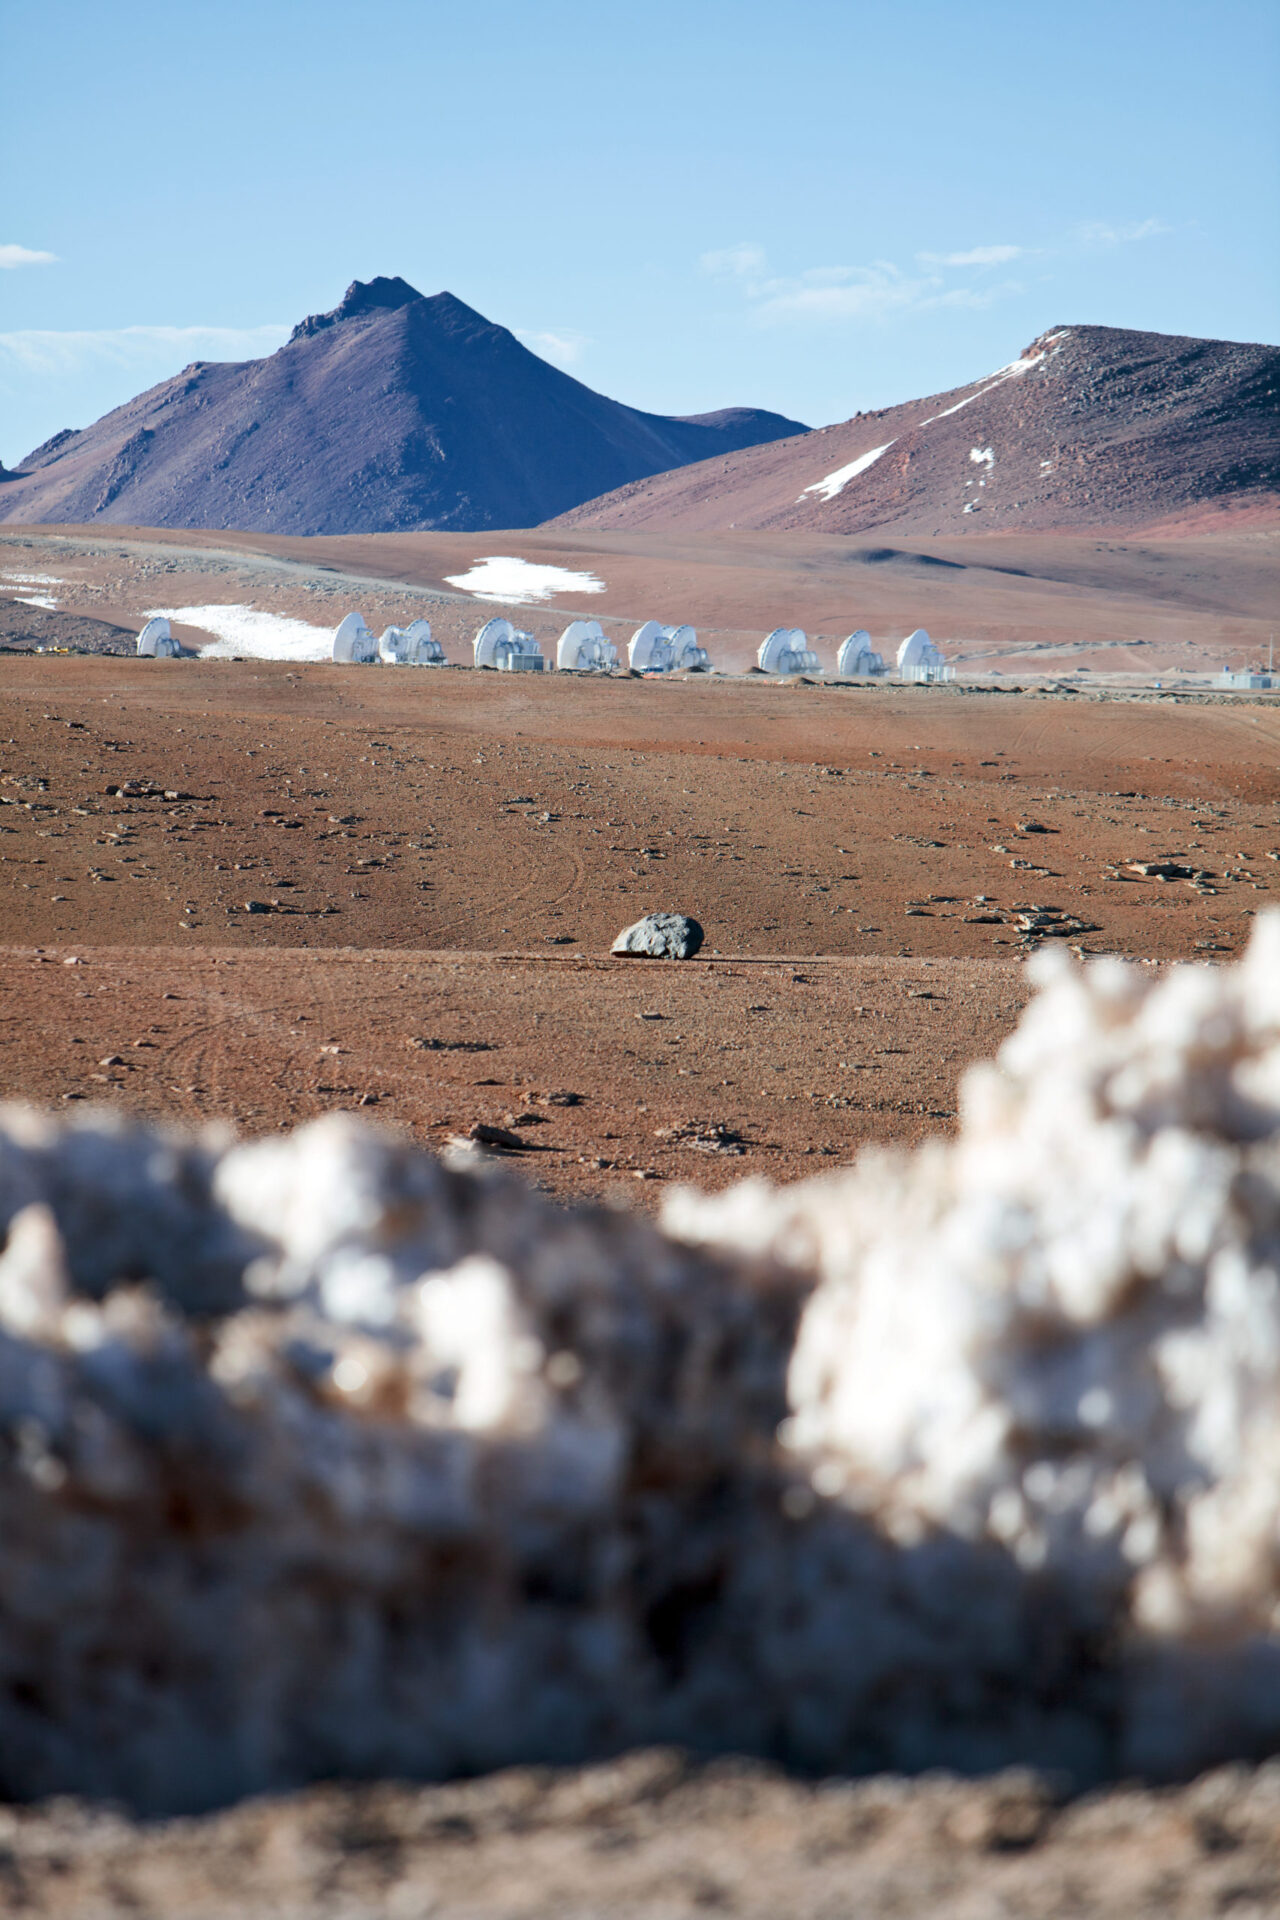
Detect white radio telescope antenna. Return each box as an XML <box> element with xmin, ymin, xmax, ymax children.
<box><xmin>380</xmin><ymin>619</ymin><xmax>444</xmax><ymax>665</ymax></box>
<box><xmin>836</xmin><ymin>630</ymin><xmax>886</xmax><ymax>677</ymax></box>
<box><xmin>896</xmin><ymin>629</ymin><xmax>953</xmax><ymax>683</ymax></box>
<box><xmin>628</xmin><ymin>621</ymin><xmax>710</xmax><ymax>673</ymax></box>
<box><xmin>757</xmin><ymin>628</ymin><xmax>821</xmax><ymax>675</ymax></box>
<box><xmin>473</xmin><ymin>617</ymin><xmax>546</xmax><ymax>671</ymax></box>
<box><xmin>136</xmin><ymin>616</ymin><xmax>180</xmax><ymax>658</ymax></box>
<box><xmin>557</xmin><ymin>619</ymin><xmax>619</xmax><ymax>673</ymax></box>
<box><xmin>332</xmin><ymin>612</ymin><xmax>380</xmax><ymax>664</ymax></box>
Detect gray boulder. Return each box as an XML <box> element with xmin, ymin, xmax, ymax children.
<box><xmin>611</xmin><ymin>912</ymin><xmax>704</xmax><ymax>960</ymax></box>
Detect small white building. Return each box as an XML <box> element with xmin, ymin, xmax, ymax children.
<box><xmin>380</xmin><ymin>619</ymin><xmax>444</xmax><ymax>665</ymax></box>
<box><xmin>896</xmin><ymin>628</ymin><xmax>954</xmax><ymax>684</ymax></box>
<box><xmin>758</xmin><ymin>628</ymin><xmax>821</xmax><ymax>676</ymax></box>
<box><xmin>473</xmin><ymin>617</ymin><xmax>546</xmax><ymax>671</ymax></box>
<box><xmin>332</xmin><ymin>612</ymin><xmax>380</xmax><ymax>664</ymax></box>
<box><xmin>836</xmin><ymin>630</ymin><xmax>886</xmax><ymax>677</ymax></box>
<box><xmin>136</xmin><ymin>616</ymin><xmax>180</xmax><ymax>658</ymax></box>
<box><xmin>1218</xmin><ymin>668</ymin><xmax>1274</xmax><ymax>690</ymax></box>
<box><xmin>628</xmin><ymin>621</ymin><xmax>711</xmax><ymax>673</ymax></box>
<box><xmin>556</xmin><ymin>619</ymin><xmax>619</xmax><ymax>672</ymax></box>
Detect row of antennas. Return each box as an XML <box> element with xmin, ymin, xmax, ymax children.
<box><xmin>757</xmin><ymin>628</ymin><xmax>952</xmax><ymax>681</ymax></box>
<box><xmin>142</xmin><ymin>611</ymin><xmax>948</xmax><ymax>683</ymax></box>
<box><xmin>329</xmin><ymin>614</ymin><xmax>714</xmax><ymax>674</ymax></box>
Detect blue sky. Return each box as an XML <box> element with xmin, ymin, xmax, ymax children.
<box><xmin>2</xmin><ymin>0</ymin><xmax>1277</xmax><ymax>466</ymax></box>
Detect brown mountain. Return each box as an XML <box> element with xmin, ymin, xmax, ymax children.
<box><xmin>548</xmin><ymin>324</ymin><xmax>1280</xmax><ymax>537</ymax></box>
<box><xmin>0</xmin><ymin>277</ymin><xmax>808</xmax><ymax>536</ymax></box>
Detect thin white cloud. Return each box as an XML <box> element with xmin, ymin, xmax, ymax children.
<box><xmin>0</xmin><ymin>323</ymin><xmax>289</xmax><ymax>377</ymax></box>
<box><xmin>918</xmin><ymin>244</ymin><xmax>1022</xmax><ymax>268</ymax></box>
<box><xmin>513</xmin><ymin>328</ymin><xmax>591</xmax><ymax>366</ymax></box>
<box><xmin>703</xmin><ymin>217</ymin><xmax>1172</xmax><ymax>329</ymax></box>
<box><xmin>756</xmin><ymin>263</ymin><xmax>939</xmax><ymax>323</ymax></box>
<box><xmin>1074</xmin><ymin>217</ymin><xmax>1171</xmax><ymax>248</ymax></box>
<box><xmin>932</xmin><ymin>280</ymin><xmax>1027</xmax><ymax>310</ymax></box>
<box><xmin>0</xmin><ymin>244</ymin><xmax>57</xmax><ymax>269</ymax></box>
<box><xmin>702</xmin><ymin>246</ymin><xmax>1014</xmax><ymax>326</ymax></box>
<box><xmin>699</xmin><ymin>243</ymin><xmax>769</xmax><ymax>281</ymax></box>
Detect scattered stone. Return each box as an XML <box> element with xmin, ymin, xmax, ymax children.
<box><xmin>611</xmin><ymin>912</ymin><xmax>704</xmax><ymax>960</ymax></box>
<box><xmin>1127</xmin><ymin>860</ymin><xmax>1195</xmax><ymax>880</ymax></box>
<box><xmin>468</xmin><ymin>1122</ymin><xmax>527</xmax><ymax>1150</ymax></box>
<box><xmin>655</xmin><ymin>1119</ymin><xmax>746</xmax><ymax>1155</ymax></box>
<box><xmin>406</xmin><ymin>1037</ymin><xmax>494</xmax><ymax>1053</ymax></box>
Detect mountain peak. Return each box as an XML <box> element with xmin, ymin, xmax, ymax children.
<box><xmin>335</xmin><ymin>275</ymin><xmax>423</xmax><ymax>318</ymax></box>
<box><xmin>290</xmin><ymin>275</ymin><xmax>426</xmax><ymax>342</ymax></box>
<box><xmin>2</xmin><ymin>276</ymin><xmax>808</xmax><ymax>535</ymax></box>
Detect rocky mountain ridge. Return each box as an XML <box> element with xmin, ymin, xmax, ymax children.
<box><xmin>549</xmin><ymin>323</ymin><xmax>1280</xmax><ymax>537</ymax></box>
<box><xmin>0</xmin><ymin>277</ymin><xmax>808</xmax><ymax>536</ymax></box>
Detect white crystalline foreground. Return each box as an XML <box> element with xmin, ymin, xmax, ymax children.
<box><xmin>4</xmin><ymin>920</ymin><xmax>1280</xmax><ymax>1810</ymax></box>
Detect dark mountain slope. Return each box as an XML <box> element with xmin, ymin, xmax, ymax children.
<box><xmin>548</xmin><ymin>324</ymin><xmax>1280</xmax><ymax>537</ymax></box>
<box><xmin>0</xmin><ymin>277</ymin><xmax>808</xmax><ymax>535</ymax></box>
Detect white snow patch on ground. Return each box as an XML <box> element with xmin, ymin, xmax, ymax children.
<box><xmin>143</xmin><ymin>604</ymin><xmax>335</xmax><ymax>662</ymax></box>
<box><xmin>798</xmin><ymin>442</ymin><xmax>894</xmax><ymax>503</ymax></box>
<box><xmin>1</xmin><ymin>571</ymin><xmax>65</xmax><ymax>586</ymax></box>
<box><xmin>969</xmin><ymin>446</ymin><xmax>995</xmax><ymax>469</ymax></box>
<box><xmin>443</xmin><ymin>557</ymin><xmax>606</xmax><ymax>604</ymax></box>
<box><xmin>15</xmin><ymin>594</ymin><xmax>58</xmax><ymax>609</ymax></box>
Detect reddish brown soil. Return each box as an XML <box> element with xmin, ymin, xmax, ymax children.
<box><xmin>6</xmin><ymin>1749</ymin><xmax>1280</xmax><ymax>1919</ymax></box>
<box><xmin>1</xmin><ymin>651</ymin><xmax>1275</xmax><ymax>1200</ymax></box>
<box><xmin>1</xmin><ymin>656</ymin><xmax>1275</xmax><ymax>966</ymax></box>
<box><xmin>0</xmin><ymin>945</ymin><xmax>1023</xmax><ymax>1206</ymax></box>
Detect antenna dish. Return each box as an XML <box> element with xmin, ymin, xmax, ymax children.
<box><xmin>135</xmin><ymin>616</ymin><xmax>180</xmax><ymax>658</ymax></box>
<box><xmin>628</xmin><ymin>621</ymin><xmax>711</xmax><ymax>673</ymax></box>
<box><xmin>473</xmin><ymin>617</ymin><xmax>546</xmax><ymax>671</ymax></box>
<box><xmin>757</xmin><ymin>628</ymin><xmax>821</xmax><ymax>676</ymax></box>
<box><xmin>557</xmin><ymin>619</ymin><xmax>619</xmax><ymax>673</ymax></box>
<box><xmin>380</xmin><ymin>619</ymin><xmax>444</xmax><ymax>665</ymax></box>
<box><xmin>332</xmin><ymin>612</ymin><xmax>379</xmax><ymax>664</ymax></box>
<box><xmin>836</xmin><ymin>630</ymin><xmax>886</xmax><ymax>677</ymax></box>
<box><xmin>896</xmin><ymin>628</ymin><xmax>954</xmax><ymax>683</ymax></box>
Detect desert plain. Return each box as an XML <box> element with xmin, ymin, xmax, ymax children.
<box><xmin>1</xmin><ymin>525</ymin><xmax>1278</xmax><ymax>1205</ymax></box>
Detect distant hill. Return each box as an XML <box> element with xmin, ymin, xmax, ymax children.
<box><xmin>548</xmin><ymin>324</ymin><xmax>1280</xmax><ymax>537</ymax></box>
<box><xmin>0</xmin><ymin>277</ymin><xmax>809</xmax><ymax>535</ymax></box>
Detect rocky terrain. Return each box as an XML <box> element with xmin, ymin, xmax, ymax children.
<box><xmin>6</xmin><ymin>1750</ymin><xmax>1280</xmax><ymax>1918</ymax></box>
<box><xmin>0</xmin><ymin>278</ymin><xmax>807</xmax><ymax>536</ymax></box>
<box><xmin>550</xmin><ymin>323</ymin><xmax>1280</xmax><ymax>538</ymax></box>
